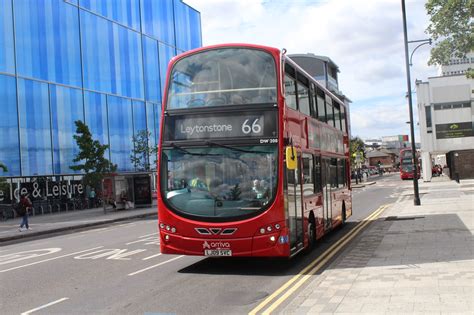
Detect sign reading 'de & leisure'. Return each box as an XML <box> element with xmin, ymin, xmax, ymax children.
<box><xmin>164</xmin><ymin>110</ymin><xmax>278</xmax><ymax>141</ymax></box>
<box><xmin>436</xmin><ymin>122</ymin><xmax>474</xmax><ymax>139</ymax></box>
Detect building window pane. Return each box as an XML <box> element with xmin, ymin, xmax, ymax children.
<box><xmin>425</xmin><ymin>106</ymin><xmax>432</xmax><ymax>128</ymax></box>
<box><xmin>108</xmin><ymin>95</ymin><xmax>134</xmax><ymax>172</ymax></box>
<box><xmin>79</xmin><ymin>0</ymin><xmax>140</xmax><ymax>31</ymax></box>
<box><xmin>146</xmin><ymin>102</ymin><xmax>157</xmax><ymax>167</ymax></box>
<box><xmin>141</xmin><ymin>0</ymin><xmax>175</xmax><ymax>45</ymax></box>
<box><xmin>50</xmin><ymin>85</ymin><xmax>84</xmax><ymax>174</ymax></box>
<box><xmin>142</xmin><ymin>36</ymin><xmax>161</xmax><ymax>103</ymax></box>
<box><xmin>0</xmin><ymin>74</ymin><xmax>20</xmax><ymax>176</ymax></box>
<box><xmin>174</xmin><ymin>0</ymin><xmax>202</xmax><ymax>51</ymax></box>
<box><xmin>0</xmin><ymin>0</ymin><xmax>15</xmax><ymax>74</ymax></box>
<box><xmin>158</xmin><ymin>42</ymin><xmax>176</xmax><ymax>94</ymax></box>
<box><xmin>18</xmin><ymin>79</ymin><xmax>53</xmax><ymax>176</ymax></box>
<box><xmin>15</xmin><ymin>0</ymin><xmax>82</xmax><ymax>87</ymax></box>
<box><xmin>81</xmin><ymin>10</ymin><xmax>144</xmax><ymax>99</ymax></box>
<box><xmin>84</xmin><ymin>91</ymin><xmax>109</xmax><ymax>161</ymax></box>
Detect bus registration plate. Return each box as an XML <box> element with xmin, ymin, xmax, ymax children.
<box><xmin>204</xmin><ymin>249</ymin><xmax>232</xmax><ymax>256</ymax></box>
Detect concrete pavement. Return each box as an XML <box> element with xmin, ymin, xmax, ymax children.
<box><xmin>0</xmin><ymin>204</ymin><xmax>157</xmax><ymax>244</ymax></box>
<box><xmin>283</xmin><ymin>177</ymin><xmax>474</xmax><ymax>314</ymax></box>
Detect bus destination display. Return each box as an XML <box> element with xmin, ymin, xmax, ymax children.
<box><xmin>164</xmin><ymin>110</ymin><xmax>277</xmax><ymax>141</ymax></box>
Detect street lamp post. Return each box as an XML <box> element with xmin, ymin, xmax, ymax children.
<box><xmin>401</xmin><ymin>0</ymin><xmax>424</xmax><ymax>206</ymax></box>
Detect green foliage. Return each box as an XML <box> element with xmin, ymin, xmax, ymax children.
<box><xmin>130</xmin><ymin>130</ymin><xmax>157</xmax><ymax>171</ymax></box>
<box><xmin>350</xmin><ymin>137</ymin><xmax>366</xmax><ymax>166</ymax></box>
<box><xmin>425</xmin><ymin>0</ymin><xmax>473</xmax><ymax>69</ymax></box>
<box><xmin>0</xmin><ymin>162</ymin><xmax>7</xmax><ymax>173</ymax></box>
<box><xmin>70</xmin><ymin>120</ymin><xmax>117</xmax><ymax>189</ymax></box>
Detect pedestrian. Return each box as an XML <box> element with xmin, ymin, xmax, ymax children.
<box><xmin>18</xmin><ymin>192</ymin><xmax>32</xmax><ymax>232</ymax></box>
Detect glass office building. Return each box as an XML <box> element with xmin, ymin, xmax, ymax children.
<box><xmin>0</xmin><ymin>0</ymin><xmax>201</xmax><ymax>177</ymax></box>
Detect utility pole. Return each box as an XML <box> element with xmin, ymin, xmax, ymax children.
<box><xmin>401</xmin><ymin>0</ymin><xmax>421</xmax><ymax>206</ymax></box>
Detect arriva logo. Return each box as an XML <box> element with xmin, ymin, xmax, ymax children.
<box><xmin>202</xmin><ymin>241</ymin><xmax>230</xmax><ymax>249</ymax></box>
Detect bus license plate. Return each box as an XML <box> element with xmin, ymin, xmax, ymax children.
<box><xmin>204</xmin><ymin>249</ymin><xmax>232</xmax><ymax>256</ymax></box>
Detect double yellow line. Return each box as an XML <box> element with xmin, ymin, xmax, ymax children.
<box><xmin>249</xmin><ymin>204</ymin><xmax>389</xmax><ymax>315</ymax></box>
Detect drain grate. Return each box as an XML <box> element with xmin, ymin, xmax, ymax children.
<box><xmin>385</xmin><ymin>216</ymin><xmax>425</xmax><ymax>221</ymax></box>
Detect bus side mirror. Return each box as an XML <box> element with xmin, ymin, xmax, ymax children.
<box><xmin>286</xmin><ymin>146</ymin><xmax>297</xmax><ymax>170</ymax></box>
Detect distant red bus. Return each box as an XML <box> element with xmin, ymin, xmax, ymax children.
<box><xmin>157</xmin><ymin>44</ymin><xmax>352</xmax><ymax>258</ymax></box>
<box><xmin>400</xmin><ymin>148</ymin><xmax>420</xmax><ymax>180</ymax></box>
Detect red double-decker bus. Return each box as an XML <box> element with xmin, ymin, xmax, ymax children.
<box><xmin>157</xmin><ymin>44</ymin><xmax>352</xmax><ymax>257</ymax></box>
<box><xmin>400</xmin><ymin>148</ymin><xmax>420</xmax><ymax>180</ymax></box>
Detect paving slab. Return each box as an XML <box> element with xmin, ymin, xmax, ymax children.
<box><xmin>283</xmin><ymin>179</ymin><xmax>474</xmax><ymax>314</ymax></box>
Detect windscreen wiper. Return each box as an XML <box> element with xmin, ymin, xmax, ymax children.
<box><xmin>205</xmin><ymin>141</ymin><xmax>273</xmax><ymax>154</ymax></box>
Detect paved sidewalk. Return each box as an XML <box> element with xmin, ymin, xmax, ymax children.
<box><xmin>0</xmin><ymin>204</ymin><xmax>157</xmax><ymax>244</ymax></box>
<box><xmin>284</xmin><ymin>178</ymin><xmax>474</xmax><ymax>314</ymax></box>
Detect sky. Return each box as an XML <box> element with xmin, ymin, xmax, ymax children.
<box><xmin>183</xmin><ymin>0</ymin><xmax>439</xmax><ymax>141</ymax></box>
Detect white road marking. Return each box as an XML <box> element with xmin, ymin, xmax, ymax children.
<box><xmin>126</xmin><ymin>236</ymin><xmax>160</xmax><ymax>245</ymax></box>
<box><xmin>21</xmin><ymin>297</ymin><xmax>69</xmax><ymax>314</ymax></box>
<box><xmin>0</xmin><ymin>246</ymin><xmax>103</xmax><ymax>273</ymax></box>
<box><xmin>117</xmin><ymin>223</ymin><xmax>136</xmax><ymax>227</ymax></box>
<box><xmin>137</xmin><ymin>232</ymin><xmax>158</xmax><ymax>238</ymax></box>
<box><xmin>79</xmin><ymin>227</ymin><xmax>109</xmax><ymax>234</ymax></box>
<box><xmin>142</xmin><ymin>253</ymin><xmax>162</xmax><ymax>260</ymax></box>
<box><xmin>128</xmin><ymin>255</ymin><xmax>184</xmax><ymax>276</ymax></box>
<box><xmin>0</xmin><ymin>248</ymin><xmax>62</xmax><ymax>265</ymax></box>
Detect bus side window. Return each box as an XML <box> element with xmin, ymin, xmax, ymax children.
<box><xmin>341</xmin><ymin>106</ymin><xmax>347</xmax><ymax>133</ymax></box>
<box><xmin>334</xmin><ymin>104</ymin><xmax>341</xmax><ymax>131</ymax></box>
<box><xmin>284</xmin><ymin>64</ymin><xmax>297</xmax><ymax>110</ymax></box>
<box><xmin>302</xmin><ymin>153</ymin><xmax>314</xmax><ymax>195</ymax></box>
<box><xmin>297</xmin><ymin>72</ymin><xmax>310</xmax><ymax>116</ymax></box>
<box><xmin>284</xmin><ymin>74</ymin><xmax>297</xmax><ymax>110</ymax></box>
<box><xmin>314</xmin><ymin>155</ymin><xmax>322</xmax><ymax>193</ymax></box>
<box><xmin>330</xmin><ymin>158</ymin><xmax>338</xmax><ymax>188</ymax></box>
<box><xmin>337</xmin><ymin>159</ymin><xmax>345</xmax><ymax>189</ymax></box>
<box><xmin>310</xmin><ymin>84</ymin><xmax>318</xmax><ymax>119</ymax></box>
<box><xmin>326</xmin><ymin>96</ymin><xmax>334</xmax><ymax>128</ymax></box>
<box><xmin>316</xmin><ymin>88</ymin><xmax>326</xmax><ymax>123</ymax></box>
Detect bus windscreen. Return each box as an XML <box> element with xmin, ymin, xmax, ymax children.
<box><xmin>160</xmin><ymin>145</ymin><xmax>277</xmax><ymax>221</ymax></box>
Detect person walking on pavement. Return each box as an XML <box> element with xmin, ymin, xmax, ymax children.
<box><xmin>18</xmin><ymin>192</ymin><xmax>32</xmax><ymax>232</ymax></box>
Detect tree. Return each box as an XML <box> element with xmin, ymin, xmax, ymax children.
<box><xmin>350</xmin><ymin>137</ymin><xmax>366</xmax><ymax>166</ymax></box>
<box><xmin>425</xmin><ymin>0</ymin><xmax>473</xmax><ymax>77</ymax></box>
<box><xmin>70</xmin><ymin>120</ymin><xmax>117</xmax><ymax>190</ymax></box>
<box><xmin>0</xmin><ymin>162</ymin><xmax>7</xmax><ymax>173</ymax></box>
<box><xmin>130</xmin><ymin>130</ymin><xmax>157</xmax><ymax>171</ymax></box>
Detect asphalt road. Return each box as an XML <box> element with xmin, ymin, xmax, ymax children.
<box><xmin>0</xmin><ymin>174</ymin><xmax>406</xmax><ymax>314</ymax></box>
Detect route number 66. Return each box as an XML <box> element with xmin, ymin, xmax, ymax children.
<box><xmin>242</xmin><ymin>118</ymin><xmax>262</xmax><ymax>134</ymax></box>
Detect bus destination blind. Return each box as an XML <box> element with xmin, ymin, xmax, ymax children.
<box><xmin>164</xmin><ymin>110</ymin><xmax>277</xmax><ymax>141</ymax></box>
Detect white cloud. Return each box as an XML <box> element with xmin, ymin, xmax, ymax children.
<box><xmin>184</xmin><ymin>0</ymin><xmax>437</xmax><ymax>139</ymax></box>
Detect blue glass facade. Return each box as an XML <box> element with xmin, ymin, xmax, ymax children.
<box><xmin>0</xmin><ymin>0</ymin><xmax>201</xmax><ymax>176</ymax></box>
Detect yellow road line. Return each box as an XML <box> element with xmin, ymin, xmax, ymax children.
<box><xmin>249</xmin><ymin>204</ymin><xmax>388</xmax><ymax>315</ymax></box>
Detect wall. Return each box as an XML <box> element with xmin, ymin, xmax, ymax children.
<box><xmin>0</xmin><ymin>0</ymin><xmax>202</xmax><ymax>177</ymax></box>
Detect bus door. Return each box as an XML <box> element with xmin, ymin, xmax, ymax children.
<box><xmin>284</xmin><ymin>152</ymin><xmax>304</xmax><ymax>251</ymax></box>
<box><xmin>322</xmin><ymin>158</ymin><xmax>332</xmax><ymax>230</ymax></box>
